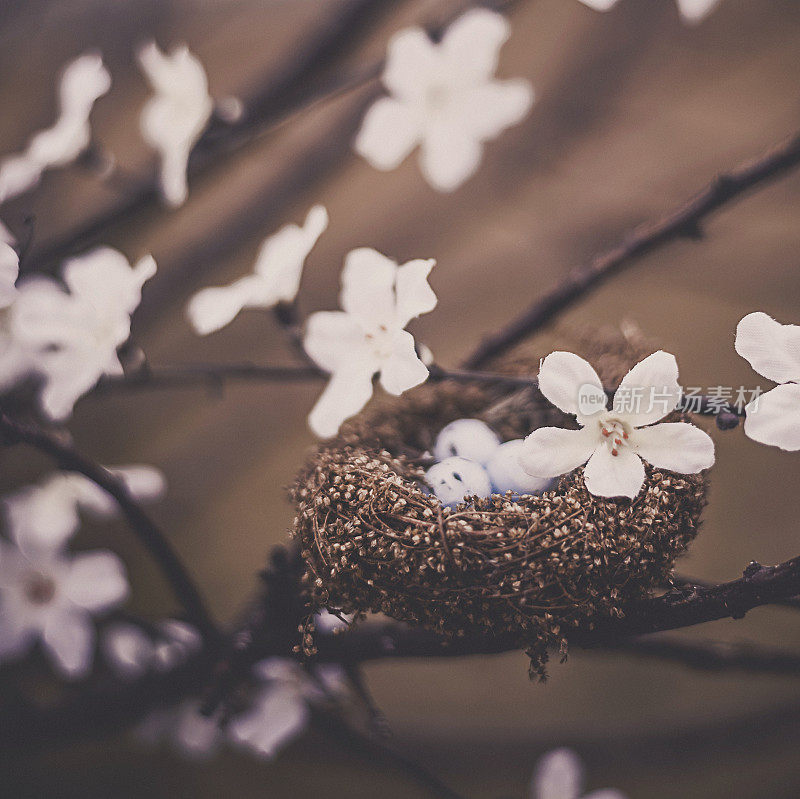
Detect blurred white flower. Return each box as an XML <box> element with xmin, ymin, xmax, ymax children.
<box><xmin>102</xmin><ymin>622</ymin><xmax>154</xmax><ymax>680</ymax></box>
<box><xmin>187</xmin><ymin>205</ymin><xmax>328</xmax><ymax>335</ymax></box>
<box><xmin>531</xmin><ymin>748</ymin><xmax>626</xmax><ymax>799</ymax></box>
<box><xmin>11</xmin><ymin>247</ymin><xmax>156</xmax><ymax>419</ymax></box>
<box><xmin>425</xmin><ymin>456</ymin><xmax>492</xmax><ymax>507</ymax></box>
<box><xmin>304</xmin><ymin>247</ymin><xmax>436</xmax><ymax>437</ymax></box>
<box><xmin>577</xmin><ymin>0</ymin><xmax>721</xmax><ymax>24</ymax></box>
<box><xmin>103</xmin><ymin>617</ymin><xmax>200</xmax><ymax>679</ymax></box>
<box><xmin>0</xmin><ymin>53</ymin><xmax>111</xmax><ymax>202</ymax></box>
<box><xmin>433</xmin><ymin>418</ymin><xmax>500</xmax><ymax>464</ymax></box>
<box><xmin>519</xmin><ymin>351</ymin><xmax>714</xmax><ymax>498</ymax></box>
<box><xmin>138</xmin><ymin>41</ymin><xmax>214</xmax><ymax>207</ymax></box>
<box><xmin>0</xmin><ymin>219</ymin><xmax>15</xmax><ymax>245</ymax></box>
<box><xmin>136</xmin><ymin>700</ymin><xmax>223</xmax><ymax>760</ymax></box>
<box><xmin>487</xmin><ymin>439</ymin><xmax>553</xmax><ymax>495</ymax></box>
<box><xmin>228</xmin><ymin>658</ymin><xmax>347</xmax><ymax>759</ymax></box>
<box><xmin>735</xmin><ymin>311</ymin><xmax>800</xmax><ymax>450</ymax></box>
<box><xmin>0</xmin><ymin>242</ymin><xmax>31</xmax><ymax>394</ymax></box>
<box><xmin>0</xmin><ymin>534</ymin><xmax>128</xmax><ymax>678</ymax></box>
<box><xmin>355</xmin><ymin>8</ymin><xmax>533</xmax><ymax>192</ymax></box>
<box><xmin>3</xmin><ymin>464</ymin><xmax>165</xmax><ymax>557</ymax></box>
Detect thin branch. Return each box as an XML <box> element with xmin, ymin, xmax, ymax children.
<box><xmin>463</xmin><ymin>131</ymin><xmax>800</xmax><ymax>369</ymax></box>
<box><xmin>0</xmin><ymin>413</ymin><xmax>218</xmax><ymax>642</ymax></box>
<box><xmin>672</xmin><ymin>573</ymin><xmax>800</xmax><ymax>611</ymax></box>
<box><xmin>97</xmin><ymin>360</ymin><xmax>743</xmax><ymax>428</ymax></box>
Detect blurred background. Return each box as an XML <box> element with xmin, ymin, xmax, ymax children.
<box><xmin>1</xmin><ymin>0</ymin><xmax>800</xmax><ymax>796</ymax></box>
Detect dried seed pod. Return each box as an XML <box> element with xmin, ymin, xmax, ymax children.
<box><xmin>290</xmin><ymin>325</ymin><xmax>708</xmax><ymax>677</ymax></box>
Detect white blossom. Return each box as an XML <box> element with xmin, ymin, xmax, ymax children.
<box><xmin>137</xmin><ymin>41</ymin><xmax>214</xmax><ymax>207</ymax></box>
<box><xmin>136</xmin><ymin>700</ymin><xmax>223</xmax><ymax>759</ymax></box>
<box><xmin>433</xmin><ymin>418</ymin><xmax>501</xmax><ymax>464</ymax></box>
<box><xmin>425</xmin><ymin>456</ymin><xmax>492</xmax><ymax>507</ymax></box>
<box><xmin>187</xmin><ymin>205</ymin><xmax>328</xmax><ymax>335</ymax></box>
<box><xmin>0</xmin><ymin>53</ymin><xmax>111</xmax><ymax>202</ymax></box>
<box><xmin>519</xmin><ymin>351</ymin><xmax>714</xmax><ymax>498</ymax></box>
<box><xmin>0</xmin><ymin>242</ymin><xmax>33</xmax><ymax>394</ymax></box>
<box><xmin>355</xmin><ymin>8</ymin><xmax>533</xmax><ymax>192</ymax></box>
<box><xmin>734</xmin><ymin>311</ymin><xmax>800</xmax><ymax>450</ymax></box>
<box><xmin>228</xmin><ymin>658</ymin><xmax>347</xmax><ymax>759</ymax></box>
<box><xmin>0</xmin><ymin>534</ymin><xmax>128</xmax><ymax>678</ymax></box>
<box><xmin>11</xmin><ymin>247</ymin><xmax>156</xmax><ymax>419</ymax></box>
<box><xmin>576</xmin><ymin>0</ymin><xmax>722</xmax><ymax>24</ymax></box>
<box><xmin>103</xmin><ymin>617</ymin><xmax>199</xmax><ymax>679</ymax></box>
<box><xmin>304</xmin><ymin>247</ymin><xmax>436</xmax><ymax>437</ymax></box>
<box><xmin>3</xmin><ymin>464</ymin><xmax>165</xmax><ymax>557</ymax></box>
<box><xmin>531</xmin><ymin>748</ymin><xmax>626</xmax><ymax>799</ymax></box>
<box><xmin>487</xmin><ymin>439</ymin><xmax>553</xmax><ymax>495</ymax></box>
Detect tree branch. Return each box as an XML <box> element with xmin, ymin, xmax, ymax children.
<box><xmin>0</xmin><ymin>413</ymin><xmax>218</xmax><ymax>642</ymax></box>
<box><xmin>463</xmin><ymin>131</ymin><xmax>800</xmax><ymax>369</ymax></box>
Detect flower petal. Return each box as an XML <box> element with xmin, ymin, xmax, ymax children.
<box><xmin>228</xmin><ymin>683</ymin><xmax>310</xmax><ymax>759</ymax></box>
<box><xmin>251</xmin><ymin>205</ymin><xmax>328</xmax><ymax>304</ymax></box>
<box><xmin>577</xmin><ymin>0</ymin><xmax>620</xmax><ymax>10</ymax></box>
<box><xmin>440</xmin><ymin>8</ymin><xmax>510</xmax><ymax>85</ymax></box>
<box><xmin>0</xmin><ymin>241</ymin><xmax>19</xmax><ymax>308</ymax></box>
<box><xmin>583</xmin><ymin>446</ymin><xmax>645</xmax><ymax>499</ymax></box>
<box><xmin>394</xmin><ymin>258</ymin><xmax>437</xmax><ymax>327</ymax></box>
<box><xmin>186</xmin><ymin>276</ymin><xmax>262</xmax><ymax>335</ymax></box>
<box><xmin>537</xmin><ymin>351</ymin><xmax>605</xmax><ymax>418</ymax></box>
<box><xmin>43</xmin><ymin>609</ymin><xmax>94</xmax><ymax>678</ymax></box>
<box><xmin>303</xmin><ymin>311</ymin><xmax>370</xmax><ymax>373</ymax></box>
<box><xmin>102</xmin><ymin>622</ymin><xmax>154</xmax><ymax>680</ymax></box>
<box><xmin>531</xmin><ymin>748</ymin><xmax>584</xmax><ymax>799</ymax></box>
<box><xmin>308</xmin><ymin>368</ymin><xmax>375</xmax><ymax>438</ymax></box>
<box><xmin>519</xmin><ymin>425</ymin><xmax>598</xmax><ymax>478</ymax></box>
<box><xmin>742</xmin><ymin>383</ymin><xmax>800</xmax><ymax>451</ymax></box>
<box><xmin>735</xmin><ymin>311</ymin><xmax>800</xmax><ymax>384</ymax></box>
<box><xmin>382</xmin><ymin>28</ymin><xmax>440</xmax><ymax>101</ymax></box>
<box><xmin>63</xmin><ymin>550</ymin><xmax>129</xmax><ymax>612</ymax></box>
<box><xmin>340</xmin><ymin>247</ymin><xmax>398</xmax><ymax>328</ymax></box>
<box><xmin>631</xmin><ymin>422</ymin><xmax>715</xmax><ymax>473</ymax></box>
<box><xmin>457</xmin><ymin>79</ymin><xmax>534</xmax><ymax>142</ymax></box>
<box><xmin>676</xmin><ymin>0</ymin><xmax>721</xmax><ymax>24</ymax></box>
<box><xmin>419</xmin><ymin>120</ymin><xmax>482</xmax><ymax>192</ymax></box>
<box><xmin>354</xmin><ymin>97</ymin><xmax>422</xmax><ymax>171</ymax></box>
<box><xmin>614</xmin><ymin>350</ymin><xmax>681</xmax><ymax>427</ymax></box>
<box><xmin>379</xmin><ymin>330</ymin><xmax>429</xmax><ymax>395</ymax></box>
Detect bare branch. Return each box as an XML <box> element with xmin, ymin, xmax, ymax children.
<box><xmin>463</xmin><ymin>132</ymin><xmax>800</xmax><ymax>369</ymax></box>
<box><xmin>0</xmin><ymin>413</ymin><xmax>218</xmax><ymax>641</ymax></box>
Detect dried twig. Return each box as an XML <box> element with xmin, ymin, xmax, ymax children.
<box><xmin>0</xmin><ymin>413</ymin><xmax>218</xmax><ymax>641</ymax></box>
<box><xmin>463</xmin><ymin>132</ymin><xmax>800</xmax><ymax>369</ymax></box>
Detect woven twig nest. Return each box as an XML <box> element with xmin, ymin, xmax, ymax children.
<box><xmin>291</xmin><ymin>326</ymin><xmax>708</xmax><ymax>676</ymax></box>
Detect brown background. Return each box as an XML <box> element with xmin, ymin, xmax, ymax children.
<box><xmin>2</xmin><ymin>0</ymin><xmax>800</xmax><ymax>796</ymax></box>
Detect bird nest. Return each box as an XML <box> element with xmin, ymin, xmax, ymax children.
<box><xmin>290</xmin><ymin>325</ymin><xmax>708</xmax><ymax>677</ymax></box>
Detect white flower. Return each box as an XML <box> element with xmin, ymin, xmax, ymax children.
<box><xmin>577</xmin><ymin>0</ymin><xmax>721</xmax><ymax>24</ymax></box>
<box><xmin>187</xmin><ymin>205</ymin><xmax>328</xmax><ymax>335</ymax></box>
<box><xmin>433</xmin><ymin>418</ymin><xmax>500</xmax><ymax>464</ymax></box>
<box><xmin>137</xmin><ymin>41</ymin><xmax>214</xmax><ymax>207</ymax></box>
<box><xmin>3</xmin><ymin>465</ymin><xmax>165</xmax><ymax>557</ymax></box>
<box><xmin>228</xmin><ymin>658</ymin><xmax>346</xmax><ymax>759</ymax></box>
<box><xmin>519</xmin><ymin>351</ymin><xmax>714</xmax><ymax>498</ymax></box>
<box><xmin>304</xmin><ymin>247</ymin><xmax>437</xmax><ymax>437</ymax></box>
<box><xmin>136</xmin><ymin>700</ymin><xmax>223</xmax><ymax>759</ymax></box>
<box><xmin>425</xmin><ymin>456</ymin><xmax>493</xmax><ymax>507</ymax></box>
<box><xmin>0</xmin><ymin>53</ymin><xmax>111</xmax><ymax>202</ymax></box>
<box><xmin>11</xmin><ymin>247</ymin><xmax>156</xmax><ymax>419</ymax></box>
<box><xmin>734</xmin><ymin>311</ymin><xmax>800</xmax><ymax>450</ymax></box>
<box><xmin>355</xmin><ymin>8</ymin><xmax>533</xmax><ymax>192</ymax></box>
<box><xmin>0</xmin><ymin>242</ymin><xmax>32</xmax><ymax>394</ymax></box>
<box><xmin>487</xmin><ymin>439</ymin><xmax>553</xmax><ymax>495</ymax></box>
<box><xmin>102</xmin><ymin>617</ymin><xmax>200</xmax><ymax>679</ymax></box>
<box><xmin>530</xmin><ymin>748</ymin><xmax>626</xmax><ymax>799</ymax></box>
<box><xmin>0</xmin><ymin>535</ymin><xmax>128</xmax><ymax>678</ymax></box>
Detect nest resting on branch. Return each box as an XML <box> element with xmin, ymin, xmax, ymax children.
<box><xmin>291</xmin><ymin>326</ymin><xmax>709</xmax><ymax>677</ymax></box>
